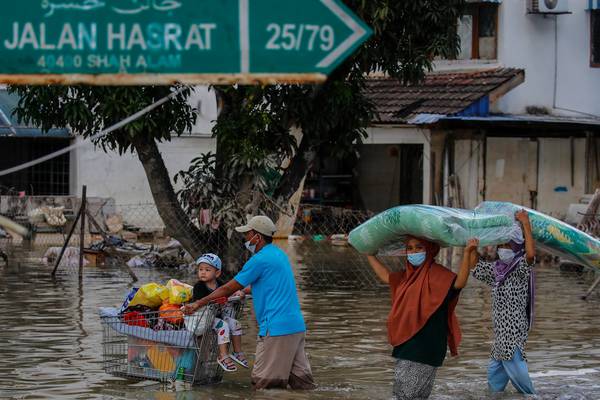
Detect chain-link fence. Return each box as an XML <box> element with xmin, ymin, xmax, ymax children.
<box><xmin>0</xmin><ymin>194</ymin><xmax>404</xmax><ymax>288</ymax></box>
<box><xmin>4</xmin><ymin>192</ymin><xmax>587</xmax><ymax>290</ymax></box>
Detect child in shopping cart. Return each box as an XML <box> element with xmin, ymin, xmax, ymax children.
<box><xmin>193</xmin><ymin>253</ymin><xmax>249</xmax><ymax>372</ymax></box>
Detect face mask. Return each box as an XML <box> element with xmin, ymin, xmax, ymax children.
<box><xmin>244</xmin><ymin>234</ymin><xmax>258</xmax><ymax>254</ymax></box>
<box><xmin>407</xmin><ymin>252</ymin><xmax>427</xmax><ymax>267</ymax></box>
<box><xmin>497</xmin><ymin>248</ymin><xmax>515</xmax><ymax>263</ymax></box>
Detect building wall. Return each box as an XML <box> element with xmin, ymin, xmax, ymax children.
<box><xmin>434</xmin><ymin>2</ymin><xmax>600</xmax><ymax>117</ymax></box>
<box><xmin>454</xmin><ymin>135</ymin><xmax>588</xmax><ymax>218</ymax></box>
<box><xmin>453</xmin><ymin>138</ymin><xmax>485</xmax><ymax>209</ymax></box>
<box><xmin>70</xmin><ymin>85</ymin><xmax>218</xmax><ymax>205</ymax></box>
<box><xmin>484</xmin><ymin>137</ymin><xmax>539</xmax><ymax>208</ymax></box>
<box><xmin>73</xmin><ymin>135</ymin><xmax>216</xmax><ymax>205</ymax></box>
<box><xmin>494</xmin><ymin>1</ymin><xmax>600</xmax><ymax>117</ymax></box>
<box><xmin>537</xmin><ymin>137</ymin><xmax>587</xmax><ymax>217</ymax></box>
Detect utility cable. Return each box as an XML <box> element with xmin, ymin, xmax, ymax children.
<box><xmin>0</xmin><ymin>88</ymin><xmax>184</xmax><ymax>177</ymax></box>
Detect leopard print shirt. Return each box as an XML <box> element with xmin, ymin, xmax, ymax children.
<box><xmin>472</xmin><ymin>258</ymin><xmax>533</xmax><ymax>361</ymax></box>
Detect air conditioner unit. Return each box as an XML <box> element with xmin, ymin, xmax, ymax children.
<box><xmin>528</xmin><ymin>0</ymin><xmax>570</xmax><ymax>14</ymax></box>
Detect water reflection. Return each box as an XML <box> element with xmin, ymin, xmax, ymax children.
<box><xmin>0</xmin><ymin>244</ymin><xmax>599</xmax><ymax>399</ymax></box>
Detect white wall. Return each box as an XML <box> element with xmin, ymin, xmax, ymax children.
<box><xmin>187</xmin><ymin>86</ymin><xmax>219</xmax><ymax>135</ymax></box>
<box><xmin>72</xmin><ymin>85</ymin><xmax>218</xmax><ymax>205</ymax></box>
<box><xmin>435</xmin><ymin>2</ymin><xmax>600</xmax><ymax>117</ymax></box>
<box><xmin>74</xmin><ymin>136</ymin><xmax>216</xmax><ymax>205</ymax></box>
<box><xmin>364</xmin><ymin>126</ymin><xmax>432</xmax><ymax>204</ymax></box>
<box><xmin>494</xmin><ymin>1</ymin><xmax>600</xmax><ymax>117</ymax></box>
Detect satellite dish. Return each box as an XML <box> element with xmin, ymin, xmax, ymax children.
<box><xmin>544</xmin><ymin>0</ymin><xmax>559</xmax><ymax>9</ymax></box>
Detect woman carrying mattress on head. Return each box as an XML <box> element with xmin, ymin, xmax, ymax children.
<box><xmin>366</xmin><ymin>235</ymin><xmax>478</xmax><ymax>400</ymax></box>
<box><xmin>468</xmin><ymin>210</ymin><xmax>537</xmax><ymax>395</ymax></box>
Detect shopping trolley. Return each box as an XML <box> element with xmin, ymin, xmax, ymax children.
<box><xmin>100</xmin><ymin>297</ymin><xmax>245</xmax><ymax>385</ymax></box>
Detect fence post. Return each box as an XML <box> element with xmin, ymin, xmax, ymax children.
<box><xmin>79</xmin><ymin>186</ymin><xmax>87</xmax><ymax>277</ymax></box>
<box><xmin>51</xmin><ymin>206</ymin><xmax>82</xmax><ymax>277</ymax></box>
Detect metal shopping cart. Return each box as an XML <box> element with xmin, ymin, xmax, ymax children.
<box><xmin>100</xmin><ymin>297</ymin><xmax>245</xmax><ymax>385</ymax></box>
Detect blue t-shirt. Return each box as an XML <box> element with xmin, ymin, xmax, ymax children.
<box><xmin>234</xmin><ymin>243</ymin><xmax>305</xmax><ymax>337</ymax></box>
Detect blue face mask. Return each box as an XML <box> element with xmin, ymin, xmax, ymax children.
<box><xmin>407</xmin><ymin>252</ymin><xmax>427</xmax><ymax>267</ymax></box>
<box><xmin>244</xmin><ymin>234</ymin><xmax>258</xmax><ymax>254</ymax></box>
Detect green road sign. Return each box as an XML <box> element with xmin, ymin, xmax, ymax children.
<box><xmin>0</xmin><ymin>0</ymin><xmax>372</xmax><ymax>85</ymax></box>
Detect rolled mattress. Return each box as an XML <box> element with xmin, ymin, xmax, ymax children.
<box><xmin>348</xmin><ymin>202</ymin><xmax>600</xmax><ymax>269</ymax></box>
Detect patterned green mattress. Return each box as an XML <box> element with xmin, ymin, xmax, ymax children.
<box><xmin>348</xmin><ymin>202</ymin><xmax>600</xmax><ymax>269</ymax></box>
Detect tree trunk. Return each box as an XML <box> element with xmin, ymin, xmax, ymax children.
<box><xmin>273</xmin><ymin>135</ymin><xmax>316</xmax><ymax>202</ymax></box>
<box><xmin>131</xmin><ymin>134</ymin><xmax>205</xmax><ymax>258</ymax></box>
<box><xmin>213</xmin><ymin>87</ymin><xmax>231</xmax><ymax>181</ymax></box>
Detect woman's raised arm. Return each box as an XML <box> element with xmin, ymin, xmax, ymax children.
<box><xmin>455</xmin><ymin>238</ymin><xmax>479</xmax><ymax>289</ymax></box>
<box><xmin>516</xmin><ymin>210</ymin><xmax>536</xmax><ymax>264</ymax></box>
<box><xmin>366</xmin><ymin>255</ymin><xmax>392</xmax><ymax>284</ymax></box>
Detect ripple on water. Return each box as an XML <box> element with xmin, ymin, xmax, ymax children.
<box><xmin>0</xmin><ymin>247</ymin><xmax>599</xmax><ymax>399</ymax></box>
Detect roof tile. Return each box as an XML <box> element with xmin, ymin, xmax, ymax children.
<box><xmin>366</xmin><ymin>68</ymin><xmax>524</xmax><ymax>124</ymax></box>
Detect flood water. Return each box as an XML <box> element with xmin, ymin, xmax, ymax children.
<box><xmin>1</xmin><ymin>242</ymin><xmax>599</xmax><ymax>400</ymax></box>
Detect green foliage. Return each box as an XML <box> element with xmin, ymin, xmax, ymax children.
<box><xmin>8</xmin><ymin>85</ymin><xmax>197</xmax><ymax>154</ymax></box>
<box><xmin>175</xmin><ymin>152</ymin><xmax>284</xmax><ymax>237</ymax></box>
<box><xmin>209</xmin><ymin>0</ymin><xmax>465</xmax><ymax>200</ymax></box>
<box><xmin>350</xmin><ymin>0</ymin><xmax>464</xmax><ymax>83</ymax></box>
<box><xmin>7</xmin><ymin>0</ymin><xmax>465</xmax><ymax>228</ymax></box>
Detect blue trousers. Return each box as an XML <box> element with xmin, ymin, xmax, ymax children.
<box><xmin>488</xmin><ymin>348</ymin><xmax>535</xmax><ymax>394</ymax></box>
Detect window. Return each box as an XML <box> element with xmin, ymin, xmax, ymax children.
<box><xmin>456</xmin><ymin>3</ymin><xmax>499</xmax><ymax>60</ymax></box>
<box><xmin>592</xmin><ymin>11</ymin><xmax>600</xmax><ymax>67</ymax></box>
<box><xmin>0</xmin><ymin>138</ymin><xmax>71</xmax><ymax>195</ymax></box>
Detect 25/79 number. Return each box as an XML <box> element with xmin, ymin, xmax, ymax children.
<box><xmin>266</xmin><ymin>24</ymin><xmax>335</xmax><ymax>51</ymax></box>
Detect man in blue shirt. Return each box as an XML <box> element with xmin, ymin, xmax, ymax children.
<box><xmin>183</xmin><ymin>215</ymin><xmax>315</xmax><ymax>390</ymax></box>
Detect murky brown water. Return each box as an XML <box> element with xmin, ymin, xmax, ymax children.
<box><xmin>1</xmin><ymin>242</ymin><xmax>599</xmax><ymax>400</ymax></box>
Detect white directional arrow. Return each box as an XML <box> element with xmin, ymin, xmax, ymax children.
<box><xmin>317</xmin><ymin>0</ymin><xmax>370</xmax><ymax>69</ymax></box>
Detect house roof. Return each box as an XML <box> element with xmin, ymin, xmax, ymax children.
<box><xmin>0</xmin><ymin>89</ymin><xmax>71</xmax><ymax>138</ymax></box>
<box><xmin>0</xmin><ymin>90</ymin><xmax>19</xmax><ymax>125</ymax></box>
<box><xmin>435</xmin><ymin>114</ymin><xmax>600</xmax><ymax>131</ymax></box>
<box><xmin>365</xmin><ymin>68</ymin><xmax>525</xmax><ymax>124</ymax></box>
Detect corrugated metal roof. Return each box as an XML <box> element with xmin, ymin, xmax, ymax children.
<box><xmin>443</xmin><ymin>115</ymin><xmax>600</xmax><ymax>126</ymax></box>
<box><xmin>0</xmin><ymin>90</ymin><xmax>19</xmax><ymax>125</ymax></box>
<box><xmin>406</xmin><ymin>114</ymin><xmax>446</xmax><ymax>125</ymax></box>
<box><xmin>409</xmin><ymin>114</ymin><xmax>600</xmax><ymax>128</ymax></box>
<box><xmin>0</xmin><ymin>127</ymin><xmax>71</xmax><ymax>138</ymax></box>
<box><xmin>0</xmin><ymin>90</ymin><xmax>71</xmax><ymax>138</ymax></box>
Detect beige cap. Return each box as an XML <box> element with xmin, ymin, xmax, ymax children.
<box><xmin>235</xmin><ymin>215</ymin><xmax>277</xmax><ymax>237</ymax></box>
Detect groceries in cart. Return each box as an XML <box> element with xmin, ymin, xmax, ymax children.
<box><xmin>99</xmin><ymin>253</ymin><xmax>248</xmax><ymax>385</ymax></box>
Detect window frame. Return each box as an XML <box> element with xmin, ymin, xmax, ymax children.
<box><xmin>0</xmin><ymin>137</ymin><xmax>71</xmax><ymax>196</ymax></box>
<box><xmin>456</xmin><ymin>2</ymin><xmax>499</xmax><ymax>61</ymax></box>
<box><xmin>592</xmin><ymin>10</ymin><xmax>600</xmax><ymax>68</ymax></box>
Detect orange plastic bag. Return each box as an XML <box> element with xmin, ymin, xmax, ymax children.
<box><xmin>159</xmin><ymin>303</ymin><xmax>184</xmax><ymax>325</ymax></box>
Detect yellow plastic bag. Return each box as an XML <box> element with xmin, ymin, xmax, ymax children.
<box><xmin>129</xmin><ymin>283</ymin><xmax>167</xmax><ymax>309</ymax></box>
<box><xmin>166</xmin><ymin>279</ymin><xmax>193</xmax><ymax>305</ymax></box>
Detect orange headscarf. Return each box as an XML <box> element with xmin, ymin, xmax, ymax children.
<box><xmin>387</xmin><ymin>236</ymin><xmax>462</xmax><ymax>356</ymax></box>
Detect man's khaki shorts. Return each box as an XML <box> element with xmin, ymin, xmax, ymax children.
<box><xmin>251</xmin><ymin>332</ymin><xmax>316</xmax><ymax>390</ymax></box>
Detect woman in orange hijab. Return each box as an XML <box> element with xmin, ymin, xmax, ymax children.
<box><xmin>367</xmin><ymin>236</ymin><xmax>478</xmax><ymax>400</ymax></box>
